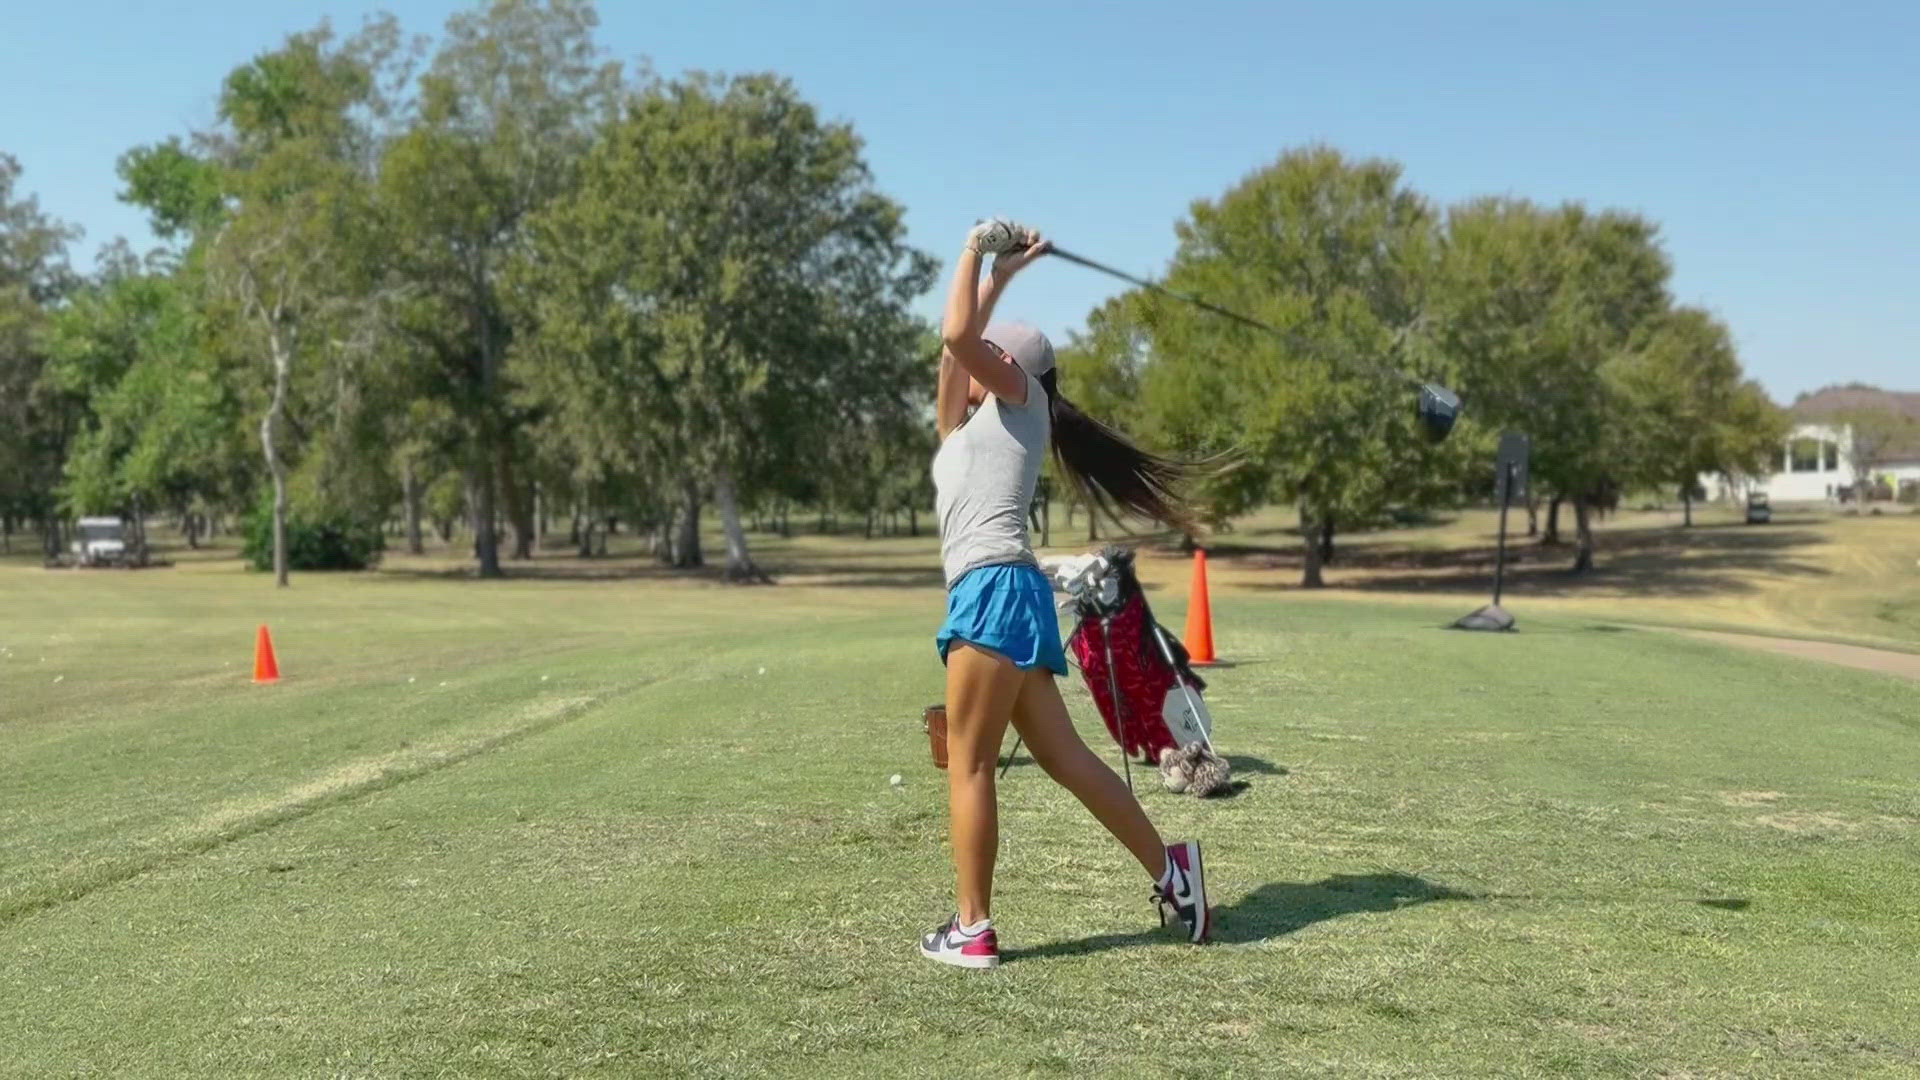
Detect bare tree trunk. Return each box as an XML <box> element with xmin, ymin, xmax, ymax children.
<box><xmin>1300</xmin><ymin>502</ymin><xmax>1326</xmax><ymax>588</ymax></box>
<box><xmin>1526</xmin><ymin>496</ymin><xmax>1539</xmax><ymax>538</ymax></box>
<box><xmin>864</xmin><ymin>507</ymin><xmax>874</xmax><ymax>540</ymax></box>
<box><xmin>909</xmin><ymin>505</ymin><xmax>917</xmax><ymax>537</ymax></box>
<box><xmin>714</xmin><ymin>471</ymin><xmax>768</xmax><ymax>583</ymax></box>
<box><xmin>654</xmin><ymin>506</ymin><xmax>675</xmax><ymax>565</ymax></box>
<box><xmin>533</xmin><ymin>483</ymin><xmax>546</xmax><ymax>550</ymax></box>
<box><xmin>1682</xmin><ymin>486</ymin><xmax>1694</xmax><ymax>528</ymax></box>
<box><xmin>128</xmin><ymin>494</ymin><xmax>148</xmax><ymax>566</ymax></box>
<box><xmin>1543</xmin><ymin>495</ymin><xmax>1563</xmax><ymax>545</ymax></box>
<box><xmin>674</xmin><ymin>476</ymin><xmax>703</xmax><ymax>568</ymax></box>
<box><xmin>1571</xmin><ymin>496</ymin><xmax>1595</xmax><ymax>573</ymax></box>
<box><xmin>1319</xmin><ymin>517</ymin><xmax>1335</xmax><ymax>565</ymax></box>
<box><xmin>262</xmin><ymin>330</ymin><xmax>292</xmax><ymax>588</ymax></box>
<box><xmin>403</xmin><ymin>461</ymin><xmax>425</xmax><ymax>555</ymax></box>
<box><xmin>497</xmin><ymin>447</ymin><xmax>533</xmax><ymax>561</ymax></box>
<box><xmin>469</xmin><ymin>460</ymin><xmax>502</xmax><ymax>577</ymax></box>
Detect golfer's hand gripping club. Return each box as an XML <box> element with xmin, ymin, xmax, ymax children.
<box><xmin>965</xmin><ymin>217</ymin><xmax>1031</xmax><ymax>255</ymax></box>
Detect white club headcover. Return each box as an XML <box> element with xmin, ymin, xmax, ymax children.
<box><xmin>1049</xmin><ymin>554</ymin><xmax>1105</xmax><ymax>597</ymax></box>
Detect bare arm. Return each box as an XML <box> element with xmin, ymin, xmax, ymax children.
<box><xmin>936</xmin><ymin>271</ymin><xmax>1017</xmax><ymax>439</ymax></box>
<box><xmin>940</xmin><ymin>224</ymin><xmax>1050</xmax><ymax>415</ymax></box>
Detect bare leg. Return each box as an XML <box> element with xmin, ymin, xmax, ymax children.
<box><xmin>1011</xmin><ymin>670</ymin><xmax>1166</xmax><ymax>878</ymax></box>
<box><xmin>943</xmin><ymin>642</ymin><xmax>1024</xmax><ymax>926</ymax></box>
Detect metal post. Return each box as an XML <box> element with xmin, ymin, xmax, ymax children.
<box><xmin>1492</xmin><ymin>461</ymin><xmax>1513</xmax><ymax>607</ymax></box>
<box><xmin>1100</xmin><ymin>614</ymin><xmax>1132</xmax><ymax>793</ymax></box>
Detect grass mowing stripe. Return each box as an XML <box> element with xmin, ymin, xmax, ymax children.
<box><xmin>0</xmin><ymin>691</ymin><xmax>616</xmax><ymax>927</ymax></box>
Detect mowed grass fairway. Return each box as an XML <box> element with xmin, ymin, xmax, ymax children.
<box><xmin>3</xmin><ymin>535</ymin><xmax>1918</xmax><ymax>1078</ymax></box>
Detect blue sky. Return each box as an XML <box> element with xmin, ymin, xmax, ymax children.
<box><xmin>5</xmin><ymin>0</ymin><xmax>1915</xmax><ymax>400</ymax></box>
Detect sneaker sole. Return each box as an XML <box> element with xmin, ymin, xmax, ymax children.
<box><xmin>920</xmin><ymin>944</ymin><xmax>1000</xmax><ymax>969</ymax></box>
<box><xmin>1182</xmin><ymin>840</ymin><xmax>1210</xmax><ymax>944</ymax></box>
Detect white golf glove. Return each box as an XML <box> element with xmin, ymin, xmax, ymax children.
<box><xmin>966</xmin><ymin>217</ymin><xmax>1030</xmax><ymax>255</ymax></box>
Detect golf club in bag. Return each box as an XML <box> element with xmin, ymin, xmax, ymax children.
<box><xmin>1003</xmin><ymin>547</ymin><xmax>1216</xmax><ymax>790</ymax></box>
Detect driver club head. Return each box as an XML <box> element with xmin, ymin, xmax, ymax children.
<box><xmin>1416</xmin><ymin>383</ymin><xmax>1461</xmax><ymax>443</ymax></box>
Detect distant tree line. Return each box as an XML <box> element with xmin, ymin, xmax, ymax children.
<box><xmin>0</xmin><ymin>1</ymin><xmax>1786</xmax><ymax>585</ymax></box>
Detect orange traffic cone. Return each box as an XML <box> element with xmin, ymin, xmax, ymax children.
<box><xmin>1183</xmin><ymin>549</ymin><xmax>1216</xmax><ymax>665</ymax></box>
<box><xmin>253</xmin><ymin>624</ymin><xmax>280</xmax><ymax>684</ymax></box>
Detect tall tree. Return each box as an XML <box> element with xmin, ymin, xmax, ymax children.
<box><xmin>1434</xmin><ymin>199</ymin><xmax>1672</xmax><ymax>571</ymax></box>
<box><xmin>1606</xmin><ymin>306</ymin><xmax>1786</xmax><ymax>525</ymax></box>
<box><xmin>1107</xmin><ymin>146</ymin><xmax>1465</xmax><ymax>585</ymax></box>
<box><xmin>44</xmin><ymin>248</ymin><xmax>245</xmax><ymax>551</ymax></box>
<box><xmin>215</xmin><ymin>26</ymin><xmax>393</xmax><ymax>586</ymax></box>
<box><xmin>117</xmin><ymin>19</ymin><xmax>405</xmax><ymax>584</ymax></box>
<box><xmin>509</xmin><ymin>71</ymin><xmax>935</xmax><ymax>580</ymax></box>
<box><xmin>0</xmin><ymin>153</ymin><xmax>83</xmax><ymax>557</ymax></box>
<box><xmin>381</xmin><ymin>0</ymin><xmax>621</xmax><ymax>577</ymax></box>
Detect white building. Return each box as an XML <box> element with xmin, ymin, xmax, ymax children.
<box><xmin>1704</xmin><ymin>386</ymin><xmax>1920</xmax><ymax>505</ymax></box>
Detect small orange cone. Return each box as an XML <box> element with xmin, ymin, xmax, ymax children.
<box><xmin>253</xmin><ymin>625</ymin><xmax>280</xmax><ymax>684</ymax></box>
<box><xmin>1183</xmin><ymin>549</ymin><xmax>1216</xmax><ymax>666</ymax></box>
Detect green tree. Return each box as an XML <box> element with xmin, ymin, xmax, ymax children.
<box><xmin>509</xmin><ymin>71</ymin><xmax>935</xmax><ymax>580</ymax></box>
<box><xmin>44</xmin><ymin>248</ymin><xmax>245</xmax><ymax>554</ymax></box>
<box><xmin>116</xmin><ymin>19</ymin><xmax>403</xmax><ymax>584</ymax></box>
<box><xmin>1434</xmin><ymin>199</ymin><xmax>1673</xmax><ymax>571</ymax></box>
<box><xmin>1606</xmin><ymin>306</ymin><xmax>1786</xmax><ymax>525</ymax></box>
<box><xmin>381</xmin><ymin>0</ymin><xmax>622</xmax><ymax>577</ymax></box>
<box><xmin>0</xmin><ymin>153</ymin><xmax>83</xmax><ymax>557</ymax></box>
<box><xmin>1105</xmin><ymin>146</ymin><xmax>1464</xmax><ymax>585</ymax></box>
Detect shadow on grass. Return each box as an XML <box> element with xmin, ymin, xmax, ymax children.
<box><xmin>1233</xmin><ymin>522</ymin><xmax>1831</xmax><ymax>599</ymax></box>
<box><xmin>1004</xmin><ymin>871</ymin><xmax>1475</xmax><ymax>961</ymax></box>
<box><xmin>1225</xmin><ymin>754</ymin><xmax>1287</xmax><ymax>777</ymax></box>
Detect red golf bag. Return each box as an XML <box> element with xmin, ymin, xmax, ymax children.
<box><xmin>1061</xmin><ymin>547</ymin><xmax>1215</xmax><ymax>765</ymax></box>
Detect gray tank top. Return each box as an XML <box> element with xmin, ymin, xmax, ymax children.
<box><xmin>932</xmin><ymin>368</ymin><xmax>1049</xmax><ymax>589</ymax></box>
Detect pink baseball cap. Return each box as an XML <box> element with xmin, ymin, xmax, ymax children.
<box><xmin>982</xmin><ymin>321</ymin><xmax>1055</xmax><ymax>378</ymax></box>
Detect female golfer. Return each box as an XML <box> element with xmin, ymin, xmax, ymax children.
<box><xmin>921</xmin><ymin>218</ymin><xmax>1209</xmax><ymax>969</ymax></box>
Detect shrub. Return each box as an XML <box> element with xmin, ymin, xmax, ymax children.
<box><xmin>243</xmin><ymin>491</ymin><xmax>384</xmax><ymax>571</ymax></box>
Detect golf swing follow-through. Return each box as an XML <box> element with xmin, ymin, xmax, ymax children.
<box><xmin>922</xmin><ymin>217</ymin><xmax>1212</xmax><ymax>968</ymax></box>
<box><xmin>921</xmin><ymin>215</ymin><xmax>1460</xmax><ymax>969</ymax></box>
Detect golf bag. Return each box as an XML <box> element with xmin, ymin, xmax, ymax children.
<box><xmin>1054</xmin><ymin>546</ymin><xmax>1214</xmax><ymax>765</ymax></box>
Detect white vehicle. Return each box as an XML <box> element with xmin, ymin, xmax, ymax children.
<box><xmin>72</xmin><ymin>517</ymin><xmax>129</xmax><ymax>566</ymax></box>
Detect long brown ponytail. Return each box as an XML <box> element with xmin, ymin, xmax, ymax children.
<box><xmin>1037</xmin><ymin>369</ymin><xmax>1201</xmax><ymax>536</ymax></box>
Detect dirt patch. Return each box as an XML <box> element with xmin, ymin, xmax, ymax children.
<box><xmin>1558</xmin><ymin>1021</ymin><xmax>1627</xmax><ymax>1044</ymax></box>
<box><xmin>1752</xmin><ymin>812</ymin><xmax>1859</xmax><ymax>833</ymax></box>
<box><xmin>1718</xmin><ymin>791</ymin><xmax>1786</xmax><ymax>807</ymax></box>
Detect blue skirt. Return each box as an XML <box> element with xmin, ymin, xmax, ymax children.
<box><xmin>936</xmin><ymin>562</ymin><xmax>1069</xmax><ymax>676</ymax></box>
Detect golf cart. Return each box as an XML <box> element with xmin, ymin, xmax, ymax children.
<box><xmin>1744</xmin><ymin>491</ymin><xmax>1771</xmax><ymax>524</ymax></box>
<box><xmin>72</xmin><ymin>517</ymin><xmax>130</xmax><ymax>566</ymax></box>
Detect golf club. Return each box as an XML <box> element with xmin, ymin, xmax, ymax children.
<box><xmin>1044</xmin><ymin>245</ymin><xmax>1462</xmax><ymax>443</ymax></box>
